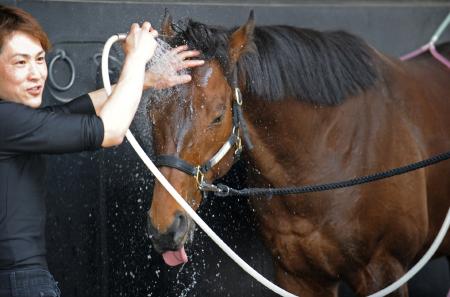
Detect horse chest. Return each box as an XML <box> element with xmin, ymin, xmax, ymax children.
<box><xmin>251</xmin><ymin>198</ymin><xmax>346</xmax><ymax>277</ymax></box>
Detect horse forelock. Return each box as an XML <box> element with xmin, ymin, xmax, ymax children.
<box><xmin>170</xmin><ymin>21</ymin><xmax>380</xmax><ymax>106</ymax></box>
<box><xmin>170</xmin><ymin>20</ymin><xmax>231</xmax><ymax>74</ymax></box>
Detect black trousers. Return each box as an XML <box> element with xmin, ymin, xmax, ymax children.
<box><xmin>0</xmin><ymin>268</ymin><xmax>60</xmax><ymax>297</ymax></box>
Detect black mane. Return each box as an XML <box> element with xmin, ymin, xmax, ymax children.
<box><xmin>171</xmin><ymin>20</ymin><xmax>379</xmax><ymax>105</ymax></box>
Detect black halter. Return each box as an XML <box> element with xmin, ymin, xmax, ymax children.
<box><xmin>153</xmin><ymin>87</ymin><xmax>249</xmax><ymax>190</ymax></box>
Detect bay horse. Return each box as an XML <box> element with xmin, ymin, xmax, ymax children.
<box><xmin>146</xmin><ymin>12</ymin><xmax>450</xmax><ymax>296</ymax></box>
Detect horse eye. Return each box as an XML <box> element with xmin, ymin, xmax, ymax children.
<box><xmin>211</xmin><ymin>114</ymin><xmax>224</xmax><ymax>125</ymax></box>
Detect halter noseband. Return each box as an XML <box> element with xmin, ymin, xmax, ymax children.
<box><xmin>153</xmin><ymin>87</ymin><xmax>245</xmax><ymax>191</ymax></box>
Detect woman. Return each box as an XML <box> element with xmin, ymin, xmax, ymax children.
<box><xmin>0</xmin><ymin>5</ymin><xmax>203</xmax><ymax>297</ymax></box>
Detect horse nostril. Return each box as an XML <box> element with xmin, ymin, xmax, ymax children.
<box><xmin>146</xmin><ymin>212</ymin><xmax>189</xmax><ymax>251</ymax></box>
<box><xmin>172</xmin><ymin>212</ymin><xmax>188</xmax><ymax>242</ymax></box>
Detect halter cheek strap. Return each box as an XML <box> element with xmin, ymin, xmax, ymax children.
<box><xmin>154</xmin><ymin>130</ymin><xmax>240</xmax><ymax>177</ymax></box>
<box><xmin>153</xmin><ymin>67</ymin><xmax>252</xmax><ymax>191</ymax></box>
<box><xmin>153</xmin><ymin>91</ymin><xmax>244</xmax><ymax>190</ymax></box>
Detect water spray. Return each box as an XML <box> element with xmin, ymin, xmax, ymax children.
<box><xmin>102</xmin><ymin>33</ymin><xmax>297</xmax><ymax>297</ymax></box>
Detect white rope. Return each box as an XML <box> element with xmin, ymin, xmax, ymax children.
<box><xmin>430</xmin><ymin>12</ymin><xmax>450</xmax><ymax>44</ymax></box>
<box><xmin>102</xmin><ymin>33</ymin><xmax>450</xmax><ymax>297</ymax></box>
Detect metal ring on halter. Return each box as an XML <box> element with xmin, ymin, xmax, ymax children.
<box><xmin>48</xmin><ymin>49</ymin><xmax>76</xmax><ymax>91</ymax></box>
<box><xmin>231</xmin><ymin>126</ymin><xmax>242</xmax><ymax>155</ymax></box>
<box><xmin>235</xmin><ymin>135</ymin><xmax>243</xmax><ymax>155</ymax></box>
<box><xmin>234</xmin><ymin>88</ymin><xmax>243</xmax><ymax>105</ymax></box>
<box><xmin>195</xmin><ymin>166</ymin><xmax>205</xmax><ymax>188</ymax></box>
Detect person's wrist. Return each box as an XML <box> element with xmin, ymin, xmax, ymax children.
<box><xmin>143</xmin><ymin>81</ymin><xmax>152</xmax><ymax>90</ymax></box>
<box><xmin>124</xmin><ymin>51</ymin><xmax>147</xmax><ymax>64</ymax></box>
<box><xmin>123</xmin><ymin>53</ymin><xmax>147</xmax><ymax>74</ymax></box>
<box><xmin>117</xmin><ymin>56</ymin><xmax>146</xmax><ymax>86</ymax></box>
<box><xmin>143</xmin><ymin>72</ymin><xmax>155</xmax><ymax>90</ymax></box>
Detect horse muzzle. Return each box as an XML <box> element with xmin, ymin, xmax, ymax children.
<box><xmin>146</xmin><ymin>212</ymin><xmax>194</xmax><ymax>266</ymax></box>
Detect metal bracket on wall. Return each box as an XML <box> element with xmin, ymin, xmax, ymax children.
<box><xmin>48</xmin><ymin>49</ymin><xmax>76</xmax><ymax>103</ymax></box>
<box><xmin>46</xmin><ymin>40</ymin><xmax>109</xmax><ymax>103</ymax></box>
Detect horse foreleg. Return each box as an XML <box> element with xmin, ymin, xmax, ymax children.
<box><xmin>274</xmin><ymin>264</ymin><xmax>339</xmax><ymax>297</ymax></box>
<box><xmin>346</xmin><ymin>252</ymin><xmax>408</xmax><ymax>297</ymax></box>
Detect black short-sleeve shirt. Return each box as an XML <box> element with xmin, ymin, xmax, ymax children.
<box><xmin>0</xmin><ymin>94</ymin><xmax>104</xmax><ymax>269</ymax></box>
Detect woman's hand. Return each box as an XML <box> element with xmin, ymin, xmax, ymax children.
<box><xmin>99</xmin><ymin>21</ymin><xmax>159</xmax><ymax>147</ymax></box>
<box><xmin>124</xmin><ymin>22</ymin><xmax>158</xmax><ymax>65</ymax></box>
<box><xmin>144</xmin><ymin>45</ymin><xmax>205</xmax><ymax>89</ymax></box>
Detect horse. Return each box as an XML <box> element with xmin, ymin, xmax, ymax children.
<box><xmin>145</xmin><ymin>12</ymin><xmax>450</xmax><ymax>296</ymax></box>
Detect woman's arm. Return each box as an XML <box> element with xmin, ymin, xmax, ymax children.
<box><xmin>96</xmin><ymin>22</ymin><xmax>156</xmax><ymax>148</ymax></box>
<box><xmin>88</xmin><ymin>45</ymin><xmax>204</xmax><ymax>116</ymax></box>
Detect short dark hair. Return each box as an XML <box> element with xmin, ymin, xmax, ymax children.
<box><xmin>0</xmin><ymin>5</ymin><xmax>51</xmax><ymax>53</ymax></box>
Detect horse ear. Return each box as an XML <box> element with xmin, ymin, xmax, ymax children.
<box><xmin>161</xmin><ymin>9</ymin><xmax>175</xmax><ymax>39</ymax></box>
<box><xmin>228</xmin><ymin>10</ymin><xmax>256</xmax><ymax>66</ymax></box>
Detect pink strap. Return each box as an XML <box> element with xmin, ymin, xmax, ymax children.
<box><xmin>401</xmin><ymin>43</ymin><xmax>450</xmax><ymax>69</ymax></box>
<box><xmin>430</xmin><ymin>43</ymin><xmax>450</xmax><ymax>68</ymax></box>
<box><xmin>400</xmin><ymin>44</ymin><xmax>430</xmax><ymax>61</ymax></box>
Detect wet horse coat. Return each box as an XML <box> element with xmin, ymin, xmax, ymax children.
<box><xmin>147</xmin><ymin>13</ymin><xmax>450</xmax><ymax>296</ymax></box>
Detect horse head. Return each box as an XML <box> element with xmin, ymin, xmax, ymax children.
<box><xmin>147</xmin><ymin>12</ymin><xmax>255</xmax><ymax>266</ymax></box>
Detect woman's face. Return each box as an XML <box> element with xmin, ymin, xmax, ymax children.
<box><xmin>0</xmin><ymin>31</ymin><xmax>47</xmax><ymax>108</ymax></box>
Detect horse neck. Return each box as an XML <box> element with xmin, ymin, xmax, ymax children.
<box><xmin>241</xmin><ymin>90</ymin><xmax>389</xmax><ymax>188</ymax></box>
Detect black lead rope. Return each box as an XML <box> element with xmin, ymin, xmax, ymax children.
<box><xmin>213</xmin><ymin>150</ymin><xmax>450</xmax><ymax>197</ymax></box>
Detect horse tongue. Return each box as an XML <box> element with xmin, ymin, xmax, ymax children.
<box><xmin>162</xmin><ymin>246</ymin><xmax>188</xmax><ymax>266</ymax></box>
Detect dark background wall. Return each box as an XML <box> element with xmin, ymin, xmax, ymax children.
<box><xmin>2</xmin><ymin>1</ymin><xmax>450</xmax><ymax>296</ymax></box>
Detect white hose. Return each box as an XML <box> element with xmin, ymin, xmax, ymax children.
<box><xmin>102</xmin><ymin>34</ymin><xmax>450</xmax><ymax>297</ymax></box>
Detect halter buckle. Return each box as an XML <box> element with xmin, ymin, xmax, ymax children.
<box><xmin>235</xmin><ymin>135</ymin><xmax>243</xmax><ymax>156</ymax></box>
<box><xmin>234</xmin><ymin>88</ymin><xmax>243</xmax><ymax>105</ymax></box>
<box><xmin>195</xmin><ymin>166</ymin><xmax>205</xmax><ymax>189</ymax></box>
